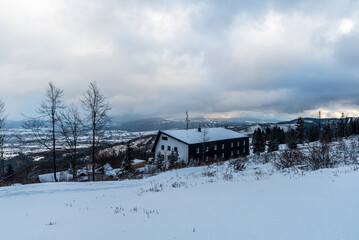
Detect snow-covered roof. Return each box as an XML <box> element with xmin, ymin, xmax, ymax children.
<box><xmin>161</xmin><ymin>127</ymin><xmax>247</xmax><ymax>145</ymax></box>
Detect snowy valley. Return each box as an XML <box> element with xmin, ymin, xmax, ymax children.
<box><xmin>1</xmin><ymin>136</ymin><xmax>359</xmax><ymax>240</ymax></box>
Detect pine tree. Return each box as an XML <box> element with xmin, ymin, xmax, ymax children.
<box><xmin>286</xmin><ymin>129</ymin><xmax>297</xmax><ymax>149</ymax></box>
<box><xmin>322</xmin><ymin>121</ymin><xmax>332</xmax><ymax>142</ymax></box>
<box><xmin>295</xmin><ymin>117</ymin><xmax>305</xmax><ymax>144</ymax></box>
<box><xmin>308</xmin><ymin>125</ymin><xmax>319</xmax><ymax>142</ymax></box>
<box><xmin>168</xmin><ymin>150</ymin><xmax>179</xmax><ymax>169</ymax></box>
<box><xmin>122</xmin><ymin>143</ymin><xmax>134</xmax><ymax>174</ymax></box>
<box><xmin>338</xmin><ymin>113</ymin><xmax>345</xmax><ymax>138</ymax></box>
<box><xmin>267</xmin><ymin>129</ymin><xmax>279</xmax><ymax>152</ymax></box>
<box><xmin>6</xmin><ymin>164</ymin><xmax>14</xmax><ymax>176</ymax></box>
<box><xmin>253</xmin><ymin>128</ymin><xmax>265</xmax><ymax>155</ymax></box>
<box><xmin>278</xmin><ymin>127</ymin><xmax>286</xmax><ymax>144</ymax></box>
<box><xmin>155</xmin><ymin>152</ymin><xmax>165</xmax><ymax>171</ymax></box>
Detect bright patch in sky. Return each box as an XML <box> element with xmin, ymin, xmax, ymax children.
<box><xmin>339</xmin><ymin>19</ymin><xmax>354</xmax><ymax>34</ymax></box>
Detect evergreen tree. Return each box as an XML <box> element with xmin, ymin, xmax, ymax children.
<box><xmin>155</xmin><ymin>152</ymin><xmax>165</xmax><ymax>171</ymax></box>
<box><xmin>278</xmin><ymin>127</ymin><xmax>286</xmax><ymax>144</ymax></box>
<box><xmin>6</xmin><ymin>163</ymin><xmax>14</xmax><ymax>176</ymax></box>
<box><xmin>122</xmin><ymin>143</ymin><xmax>134</xmax><ymax>174</ymax></box>
<box><xmin>322</xmin><ymin>121</ymin><xmax>332</xmax><ymax>142</ymax></box>
<box><xmin>308</xmin><ymin>125</ymin><xmax>319</xmax><ymax>142</ymax></box>
<box><xmin>286</xmin><ymin>129</ymin><xmax>297</xmax><ymax>149</ymax></box>
<box><xmin>265</xmin><ymin>127</ymin><xmax>271</xmax><ymax>144</ymax></box>
<box><xmin>338</xmin><ymin>113</ymin><xmax>345</xmax><ymax>138</ymax></box>
<box><xmin>253</xmin><ymin>128</ymin><xmax>265</xmax><ymax>155</ymax></box>
<box><xmin>295</xmin><ymin>117</ymin><xmax>305</xmax><ymax>144</ymax></box>
<box><xmin>267</xmin><ymin>130</ymin><xmax>279</xmax><ymax>152</ymax></box>
<box><xmin>167</xmin><ymin>150</ymin><xmax>179</xmax><ymax>168</ymax></box>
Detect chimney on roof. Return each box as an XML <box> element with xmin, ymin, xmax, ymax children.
<box><xmin>198</xmin><ymin>124</ymin><xmax>201</xmax><ymax>132</ymax></box>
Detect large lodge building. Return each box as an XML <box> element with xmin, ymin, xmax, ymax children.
<box><xmin>152</xmin><ymin>127</ymin><xmax>249</xmax><ymax>163</ymax></box>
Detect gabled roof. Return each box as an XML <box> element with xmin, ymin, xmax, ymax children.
<box><xmin>162</xmin><ymin>127</ymin><xmax>247</xmax><ymax>144</ymax></box>
<box><xmin>152</xmin><ymin>127</ymin><xmax>248</xmax><ymax>151</ymax></box>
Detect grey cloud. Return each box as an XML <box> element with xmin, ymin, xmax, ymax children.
<box><xmin>0</xmin><ymin>0</ymin><xmax>358</xmax><ymax>120</ymax></box>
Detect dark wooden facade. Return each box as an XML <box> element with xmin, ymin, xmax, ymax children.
<box><xmin>188</xmin><ymin>137</ymin><xmax>249</xmax><ymax>161</ymax></box>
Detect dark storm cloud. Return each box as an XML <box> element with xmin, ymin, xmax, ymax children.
<box><xmin>0</xmin><ymin>0</ymin><xmax>358</xmax><ymax>120</ymax></box>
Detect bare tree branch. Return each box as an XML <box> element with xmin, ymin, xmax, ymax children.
<box><xmin>81</xmin><ymin>81</ymin><xmax>111</xmax><ymax>181</ymax></box>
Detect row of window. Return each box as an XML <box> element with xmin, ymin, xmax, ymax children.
<box><xmin>197</xmin><ymin>148</ymin><xmax>245</xmax><ymax>155</ymax></box>
<box><xmin>196</xmin><ymin>140</ymin><xmax>246</xmax><ymax>153</ymax></box>
<box><xmin>200</xmin><ymin>149</ymin><xmax>246</xmax><ymax>161</ymax></box>
<box><xmin>161</xmin><ymin>145</ymin><xmax>178</xmax><ymax>152</ymax></box>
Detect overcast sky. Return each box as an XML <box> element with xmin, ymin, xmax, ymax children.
<box><xmin>0</xmin><ymin>0</ymin><xmax>359</xmax><ymax>121</ymax></box>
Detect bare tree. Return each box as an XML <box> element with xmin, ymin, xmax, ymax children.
<box><xmin>186</xmin><ymin>110</ymin><xmax>190</xmax><ymax>130</ymax></box>
<box><xmin>197</xmin><ymin>126</ymin><xmax>210</xmax><ymax>164</ymax></box>
<box><xmin>23</xmin><ymin>82</ymin><xmax>64</xmax><ymax>182</ymax></box>
<box><xmin>59</xmin><ymin>104</ymin><xmax>83</xmax><ymax>179</ymax></box>
<box><xmin>81</xmin><ymin>82</ymin><xmax>111</xmax><ymax>181</ymax></box>
<box><xmin>0</xmin><ymin>100</ymin><xmax>7</xmax><ymax>179</ymax></box>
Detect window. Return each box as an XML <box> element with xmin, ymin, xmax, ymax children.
<box><xmin>231</xmin><ymin>151</ymin><xmax>233</xmax><ymax>156</ymax></box>
<box><xmin>196</xmin><ymin>147</ymin><xmax>200</xmax><ymax>153</ymax></box>
<box><xmin>206</xmin><ymin>156</ymin><xmax>209</xmax><ymax>161</ymax></box>
<box><xmin>243</xmin><ymin>148</ymin><xmax>245</xmax><ymax>153</ymax></box>
<box><xmin>221</xmin><ymin>153</ymin><xmax>224</xmax><ymax>158</ymax></box>
<box><xmin>237</xmin><ymin>141</ymin><xmax>239</xmax><ymax>147</ymax></box>
<box><xmin>206</xmin><ymin>146</ymin><xmax>209</xmax><ymax>152</ymax></box>
<box><xmin>161</xmin><ymin>145</ymin><xmax>164</xmax><ymax>150</ymax></box>
<box><xmin>214</xmin><ymin>154</ymin><xmax>217</xmax><ymax>160</ymax></box>
<box><xmin>162</xmin><ymin>136</ymin><xmax>168</xmax><ymax>141</ymax></box>
<box><xmin>222</xmin><ymin>144</ymin><xmax>224</xmax><ymax>149</ymax></box>
<box><xmin>231</xmin><ymin>142</ymin><xmax>233</xmax><ymax>148</ymax></box>
<box><xmin>214</xmin><ymin>145</ymin><xmax>217</xmax><ymax>151</ymax></box>
<box><xmin>174</xmin><ymin>147</ymin><xmax>178</xmax><ymax>152</ymax></box>
<box><xmin>167</xmin><ymin>146</ymin><xmax>171</xmax><ymax>151</ymax></box>
<box><xmin>243</xmin><ymin>140</ymin><xmax>246</xmax><ymax>145</ymax></box>
<box><xmin>237</xmin><ymin>149</ymin><xmax>239</xmax><ymax>155</ymax></box>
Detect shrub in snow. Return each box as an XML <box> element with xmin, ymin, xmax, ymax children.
<box><xmin>229</xmin><ymin>157</ymin><xmax>246</xmax><ymax>172</ymax></box>
<box><xmin>202</xmin><ymin>167</ymin><xmax>217</xmax><ymax>177</ymax></box>
<box><xmin>306</xmin><ymin>141</ymin><xmax>332</xmax><ymax>170</ymax></box>
<box><xmin>274</xmin><ymin>149</ymin><xmax>305</xmax><ymax>170</ymax></box>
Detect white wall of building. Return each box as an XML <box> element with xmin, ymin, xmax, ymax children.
<box><xmin>155</xmin><ymin>133</ymin><xmax>189</xmax><ymax>164</ymax></box>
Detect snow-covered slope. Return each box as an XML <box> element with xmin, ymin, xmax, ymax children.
<box><xmin>1</xmin><ymin>161</ymin><xmax>359</xmax><ymax>240</ymax></box>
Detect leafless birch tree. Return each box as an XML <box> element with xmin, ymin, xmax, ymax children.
<box><xmin>81</xmin><ymin>82</ymin><xmax>111</xmax><ymax>181</ymax></box>
<box><xmin>59</xmin><ymin>104</ymin><xmax>83</xmax><ymax>179</ymax></box>
<box><xmin>23</xmin><ymin>82</ymin><xmax>64</xmax><ymax>182</ymax></box>
<box><xmin>0</xmin><ymin>100</ymin><xmax>7</xmax><ymax>179</ymax></box>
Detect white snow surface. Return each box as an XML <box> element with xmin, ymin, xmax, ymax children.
<box><xmin>1</xmin><ymin>160</ymin><xmax>359</xmax><ymax>240</ymax></box>
<box><xmin>162</xmin><ymin>127</ymin><xmax>247</xmax><ymax>144</ymax></box>
<box><xmin>38</xmin><ymin>171</ymin><xmax>73</xmax><ymax>183</ymax></box>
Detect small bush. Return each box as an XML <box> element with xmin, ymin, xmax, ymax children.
<box><xmin>274</xmin><ymin>149</ymin><xmax>306</xmax><ymax>170</ymax></box>
<box><xmin>229</xmin><ymin>158</ymin><xmax>246</xmax><ymax>172</ymax></box>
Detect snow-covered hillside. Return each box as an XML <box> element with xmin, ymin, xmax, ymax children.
<box><xmin>1</xmin><ymin>159</ymin><xmax>359</xmax><ymax>240</ymax></box>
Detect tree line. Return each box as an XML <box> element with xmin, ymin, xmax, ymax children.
<box><xmin>253</xmin><ymin>116</ymin><xmax>359</xmax><ymax>154</ymax></box>
<box><xmin>0</xmin><ymin>81</ymin><xmax>111</xmax><ymax>182</ymax></box>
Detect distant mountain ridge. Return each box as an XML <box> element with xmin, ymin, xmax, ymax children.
<box><xmin>5</xmin><ymin>117</ymin><xmax>356</xmax><ymax>134</ymax></box>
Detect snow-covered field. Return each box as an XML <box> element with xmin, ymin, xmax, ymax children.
<box><xmin>1</xmin><ymin>160</ymin><xmax>359</xmax><ymax>240</ymax></box>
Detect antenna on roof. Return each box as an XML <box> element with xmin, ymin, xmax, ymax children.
<box><xmin>186</xmin><ymin>110</ymin><xmax>190</xmax><ymax>130</ymax></box>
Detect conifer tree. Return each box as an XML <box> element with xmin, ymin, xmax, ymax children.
<box><xmin>322</xmin><ymin>121</ymin><xmax>332</xmax><ymax>142</ymax></box>
<box><xmin>155</xmin><ymin>153</ymin><xmax>165</xmax><ymax>171</ymax></box>
<box><xmin>253</xmin><ymin>128</ymin><xmax>265</xmax><ymax>154</ymax></box>
<box><xmin>122</xmin><ymin>143</ymin><xmax>134</xmax><ymax>174</ymax></box>
<box><xmin>295</xmin><ymin>117</ymin><xmax>305</xmax><ymax>144</ymax></box>
<box><xmin>168</xmin><ymin>150</ymin><xmax>179</xmax><ymax>168</ymax></box>
<box><xmin>286</xmin><ymin>129</ymin><xmax>297</xmax><ymax>149</ymax></box>
<box><xmin>267</xmin><ymin>130</ymin><xmax>279</xmax><ymax>152</ymax></box>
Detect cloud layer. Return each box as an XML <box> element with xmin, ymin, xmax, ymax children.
<box><xmin>0</xmin><ymin>0</ymin><xmax>358</xmax><ymax>120</ymax></box>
